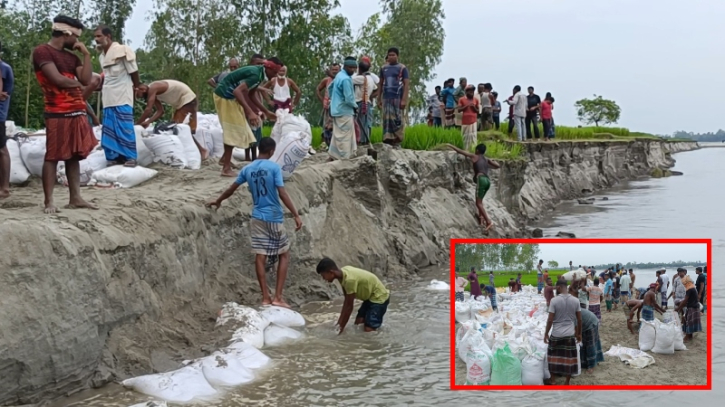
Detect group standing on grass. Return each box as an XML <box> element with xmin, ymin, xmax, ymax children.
<box><xmin>427</xmin><ymin>80</ymin><xmax>556</xmax><ymax>143</ymax></box>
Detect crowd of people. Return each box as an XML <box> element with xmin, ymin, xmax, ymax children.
<box><xmin>457</xmin><ymin>260</ymin><xmax>707</xmax><ymax>385</ymax></box>
<box><xmin>426</xmin><ymin>78</ymin><xmax>556</xmax><ymax>150</ymax></box>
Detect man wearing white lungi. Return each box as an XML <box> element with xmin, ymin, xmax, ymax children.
<box><xmin>328</xmin><ymin>57</ymin><xmax>358</xmax><ymax>161</ymax></box>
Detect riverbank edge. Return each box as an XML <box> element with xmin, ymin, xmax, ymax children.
<box><xmin>0</xmin><ymin>139</ymin><xmax>698</xmax><ymax>405</ymax></box>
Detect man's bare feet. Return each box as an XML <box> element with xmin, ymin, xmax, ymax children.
<box><xmin>261</xmin><ymin>300</ymin><xmax>273</xmax><ymax>306</ymax></box>
<box><xmin>200</xmin><ymin>148</ymin><xmax>209</xmax><ymax>161</ymax></box>
<box><xmin>44</xmin><ymin>203</ymin><xmax>59</xmax><ymax>214</ymax></box>
<box><xmin>271</xmin><ymin>299</ymin><xmax>291</xmax><ymax>309</ymax></box>
<box><xmin>65</xmin><ymin>198</ymin><xmax>99</xmax><ymax>210</ymax></box>
<box><xmin>485</xmin><ymin>222</ymin><xmax>495</xmax><ymax>232</ymax></box>
<box><xmin>0</xmin><ymin>190</ymin><xmax>10</xmax><ymax>200</ymax></box>
<box><xmin>221</xmin><ymin>170</ymin><xmax>236</xmax><ymax>178</ymax></box>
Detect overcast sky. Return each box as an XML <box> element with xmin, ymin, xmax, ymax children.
<box><xmin>125</xmin><ymin>0</ymin><xmax>723</xmax><ymax>135</ymax></box>
<box><xmin>537</xmin><ymin>243</ymin><xmax>707</xmax><ymax>267</ymax></box>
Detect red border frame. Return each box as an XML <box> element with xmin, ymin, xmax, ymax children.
<box><xmin>449</xmin><ymin>238</ymin><xmax>712</xmax><ymax>391</ymax></box>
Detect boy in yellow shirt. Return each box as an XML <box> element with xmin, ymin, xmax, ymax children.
<box><xmin>316</xmin><ymin>258</ymin><xmax>390</xmax><ymax>334</ymax></box>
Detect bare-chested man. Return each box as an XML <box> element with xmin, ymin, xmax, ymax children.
<box><xmin>316</xmin><ymin>63</ymin><xmax>340</xmax><ymax>147</ymax></box>
<box><xmin>626</xmin><ymin>299</ymin><xmax>644</xmax><ymax>334</ymax></box>
<box><xmin>641</xmin><ymin>283</ymin><xmax>666</xmax><ymax>323</ymax></box>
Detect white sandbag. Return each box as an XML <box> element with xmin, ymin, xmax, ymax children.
<box><xmin>217</xmin><ymin>303</ymin><xmax>269</xmax><ymax>350</ymax></box>
<box><xmin>91</xmin><ymin>165</ymin><xmax>157</xmax><ymax>188</ymax></box>
<box><xmin>561</xmin><ymin>268</ymin><xmax>588</xmax><ymax>281</ymax></box>
<box><xmin>457</xmin><ymin>327</ymin><xmax>481</xmax><ymax>364</ymax></box>
<box><xmin>5</xmin><ymin>121</ymin><xmax>16</xmax><ymax>136</ymax></box>
<box><xmin>639</xmin><ymin>320</ymin><xmax>656</xmax><ymax>352</ymax></box>
<box><xmin>543</xmin><ymin>353</ymin><xmax>551</xmax><ymax>380</ymax></box>
<box><xmin>232</xmin><ymin>147</ymin><xmax>246</xmax><ymax>162</ymax></box>
<box><xmin>271</xmin><ymin>110</ymin><xmax>312</xmax><ymax>143</ymax></box>
<box><xmin>133</xmin><ymin>126</ymin><xmax>154</xmax><ymax>167</ymax></box>
<box><xmin>58</xmin><ymin>149</ymin><xmax>107</xmax><ymax>186</ymax></box>
<box><xmin>209</xmin><ymin>128</ymin><xmax>224</xmax><ymax>158</ymax></box>
<box><xmin>174</xmin><ymin>124</ymin><xmax>202</xmax><ymax>169</ymax></box>
<box><xmin>572</xmin><ymin>342</ymin><xmax>582</xmax><ymax>377</ymax></box>
<box><xmin>263</xmin><ymin>323</ymin><xmax>304</xmax><ymax>347</ymax></box>
<box><xmin>465</xmin><ymin>338</ymin><xmax>493</xmax><ymax>385</ymax></box>
<box><xmin>93</xmin><ymin>125</ymin><xmax>103</xmax><ymax>141</ymax></box>
<box><xmin>225</xmin><ymin>342</ymin><xmax>271</xmax><ymax>370</ymax></box>
<box><xmin>199</xmin><ymin>351</ymin><xmax>255</xmax><ymax>388</ymax></box>
<box><xmin>193</xmin><ymin>129</ymin><xmax>215</xmax><ymax>157</ymax></box>
<box><xmin>121</xmin><ymin>364</ymin><xmax>218</xmax><ymax>404</ymax></box>
<box><xmin>129</xmin><ymin>402</ymin><xmax>167</xmax><ymax>407</ymax></box>
<box><xmin>259</xmin><ymin>306</ymin><xmax>306</xmax><ymax>328</ymax></box>
<box><xmin>143</xmin><ymin>132</ymin><xmax>187</xmax><ymax>168</ymax></box>
<box><xmin>5</xmin><ymin>140</ymin><xmax>31</xmax><ymax>184</ymax></box>
<box><xmin>19</xmin><ymin>136</ymin><xmax>46</xmax><ymax>177</ymax></box>
<box><xmin>455</xmin><ymin>301</ymin><xmax>471</xmax><ymax>323</ymax></box>
<box><xmin>652</xmin><ymin>320</ymin><xmax>675</xmax><ymax>354</ymax></box>
<box><xmin>270</xmin><ymin>131</ymin><xmax>310</xmax><ymax>180</ymax></box>
<box><xmin>427</xmin><ymin>279</ymin><xmax>450</xmax><ymax>290</ymax></box>
<box><xmin>521</xmin><ymin>353</ymin><xmax>545</xmax><ymax>385</ymax></box>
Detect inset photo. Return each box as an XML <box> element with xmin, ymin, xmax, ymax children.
<box><xmin>451</xmin><ymin>239</ymin><xmax>710</xmax><ymax>390</ymax></box>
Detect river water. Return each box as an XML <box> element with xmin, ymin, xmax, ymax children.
<box><xmin>59</xmin><ymin>147</ymin><xmax>721</xmax><ymax>407</ymax></box>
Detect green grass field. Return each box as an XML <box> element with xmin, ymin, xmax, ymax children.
<box><xmin>457</xmin><ymin>269</ymin><xmax>569</xmax><ymax>289</ymax></box>
<box><xmin>260</xmin><ymin>122</ymin><xmax>662</xmax><ymax>160</ymax></box>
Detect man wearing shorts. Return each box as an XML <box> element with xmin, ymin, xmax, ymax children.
<box><xmin>317</xmin><ymin>257</ymin><xmax>390</xmax><ymax>334</ymax></box>
<box><xmin>207</xmin><ymin>137</ymin><xmax>303</xmax><ymax>308</ymax></box>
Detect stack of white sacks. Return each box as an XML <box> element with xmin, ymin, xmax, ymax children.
<box><xmin>122</xmin><ymin>303</ymin><xmax>306</xmax><ymax>404</ymax></box>
<box><xmin>638</xmin><ymin>310</ymin><xmax>687</xmax><ymax>354</ymax></box>
<box><xmin>456</xmin><ymin>286</ymin><xmax>554</xmax><ymax>386</ymax></box>
<box><xmin>5</xmin><ymin>110</ymin><xmax>313</xmax><ymax>189</ymax></box>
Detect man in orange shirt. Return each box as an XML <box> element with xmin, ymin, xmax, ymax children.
<box><xmin>456</xmin><ymin>85</ymin><xmax>479</xmax><ymax>151</ymax></box>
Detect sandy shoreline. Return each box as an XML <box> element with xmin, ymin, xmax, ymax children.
<box><xmin>455</xmin><ymin>304</ymin><xmax>708</xmax><ymax>386</ymax></box>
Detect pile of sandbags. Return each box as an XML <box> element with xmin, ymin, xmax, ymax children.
<box><xmin>638</xmin><ymin>312</ymin><xmax>686</xmax><ymax>354</ymax></box>
<box><xmin>122</xmin><ymin>303</ymin><xmax>306</xmax><ymax>403</ymax></box>
<box><xmin>427</xmin><ymin>279</ymin><xmax>450</xmax><ymax>290</ymax></box>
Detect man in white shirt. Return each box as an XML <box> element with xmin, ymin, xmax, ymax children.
<box><xmin>505</xmin><ymin>85</ymin><xmax>527</xmax><ymax>142</ymax></box>
<box><xmin>352</xmin><ymin>56</ymin><xmax>379</xmax><ymax>146</ymax></box>
<box><xmin>94</xmin><ymin>25</ymin><xmax>141</xmax><ymax>167</ymax></box>
<box><xmin>669</xmin><ymin>268</ymin><xmax>687</xmax><ymax>321</ymax></box>
<box><xmin>660</xmin><ymin>269</ymin><xmax>670</xmax><ymax>309</ymax></box>
<box><xmin>619</xmin><ymin>271</ymin><xmax>632</xmax><ymax>303</ymax></box>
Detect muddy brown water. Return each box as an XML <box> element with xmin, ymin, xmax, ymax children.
<box><xmin>58</xmin><ymin>148</ymin><xmax>721</xmax><ymax>406</ymax></box>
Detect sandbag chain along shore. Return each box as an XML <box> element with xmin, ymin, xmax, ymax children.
<box><xmin>0</xmin><ymin>133</ymin><xmax>697</xmax><ymax>405</ymax></box>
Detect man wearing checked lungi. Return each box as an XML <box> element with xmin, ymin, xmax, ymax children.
<box><xmin>545</xmin><ymin>280</ymin><xmax>581</xmax><ymax>385</ymax></box>
<box><xmin>206</xmin><ymin>137</ymin><xmax>303</xmax><ymax>308</ymax></box>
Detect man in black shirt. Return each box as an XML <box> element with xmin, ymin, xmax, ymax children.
<box><xmin>695</xmin><ymin>266</ymin><xmax>706</xmax><ymax>314</ymax></box>
<box><xmin>525</xmin><ymin>86</ymin><xmax>541</xmax><ymax>140</ymax></box>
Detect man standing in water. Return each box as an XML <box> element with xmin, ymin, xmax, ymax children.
<box><xmin>316</xmin><ymin>258</ymin><xmax>390</xmax><ymax>334</ymax></box>
<box><xmin>0</xmin><ymin>41</ymin><xmax>14</xmax><ymax>200</ymax></box>
<box><xmin>328</xmin><ymin>57</ymin><xmax>358</xmax><ymax>161</ymax></box>
<box><xmin>446</xmin><ymin>143</ymin><xmax>501</xmax><ymax>230</ymax></box>
<box><xmin>94</xmin><ymin>25</ymin><xmax>141</xmax><ymax>167</ymax></box>
<box><xmin>316</xmin><ymin>63</ymin><xmax>340</xmax><ymax>147</ymax></box>
<box><xmin>32</xmin><ymin>16</ymin><xmax>99</xmax><ymax>213</ymax></box>
<box><xmin>378</xmin><ymin>48</ymin><xmax>409</xmax><ymax>148</ymax></box>
<box><xmin>214</xmin><ymin>58</ymin><xmax>282</xmax><ymax>176</ymax></box>
<box><xmin>207</xmin><ymin>137</ymin><xmax>303</xmax><ymax>308</ymax></box>
<box><xmin>545</xmin><ymin>280</ymin><xmax>582</xmax><ymax>386</ymax></box>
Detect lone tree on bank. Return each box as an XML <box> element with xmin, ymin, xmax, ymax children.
<box><xmin>548</xmin><ymin>260</ymin><xmax>559</xmax><ymax>269</ymax></box>
<box><xmin>574</xmin><ymin>95</ymin><xmax>621</xmax><ymax>126</ymax></box>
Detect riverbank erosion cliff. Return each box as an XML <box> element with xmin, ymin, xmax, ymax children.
<box><xmin>0</xmin><ymin>139</ymin><xmax>697</xmax><ymax>405</ymax></box>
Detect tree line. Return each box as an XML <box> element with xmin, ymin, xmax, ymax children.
<box><xmin>590</xmin><ymin>261</ymin><xmax>707</xmax><ymax>270</ymax></box>
<box><xmin>455</xmin><ymin>244</ymin><xmax>542</xmax><ymax>273</ymax></box>
<box><xmin>0</xmin><ymin>0</ymin><xmax>445</xmax><ymax>130</ymax></box>
<box><xmin>670</xmin><ymin>129</ymin><xmax>725</xmax><ymax>142</ymax></box>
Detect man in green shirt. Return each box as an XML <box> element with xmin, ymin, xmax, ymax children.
<box><xmin>212</xmin><ymin>57</ymin><xmax>282</xmax><ymax>176</ymax></box>
<box><xmin>316</xmin><ymin>258</ymin><xmax>390</xmax><ymax>334</ymax></box>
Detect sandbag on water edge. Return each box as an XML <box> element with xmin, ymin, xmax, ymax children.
<box><xmin>199</xmin><ymin>351</ymin><xmax>256</xmax><ymax>388</ymax></box>
<box><xmin>426</xmin><ymin>279</ymin><xmax>450</xmax><ymax>290</ymax></box>
<box><xmin>122</xmin><ymin>364</ymin><xmax>219</xmax><ymax>404</ymax></box>
<box><xmin>217</xmin><ymin>303</ymin><xmax>270</xmax><ymax>349</ymax></box>
<box><xmin>224</xmin><ymin>341</ymin><xmax>272</xmax><ymax>370</ymax></box>
<box><xmin>263</xmin><ymin>323</ymin><xmax>305</xmax><ymax>347</ymax></box>
<box><xmin>260</xmin><ymin>306</ymin><xmax>306</xmax><ymax>328</ymax></box>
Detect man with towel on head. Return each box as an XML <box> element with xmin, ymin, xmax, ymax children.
<box><xmin>135</xmin><ymin>80</ymin><xmax>209</xmax><ymax>159</ymax></box>
<box><xmin>675</xmin><ymin>275</ymin><xmax>702</xmax><ymax>342</ymax></box>
<box><xmin>213</xmin><ymin>57</ymin><xmax>283</xmax><ymax>176</ymax></box>
<box><xmin>94</xmin><ymin>25</ymin><xmax>142</xmax><ymax>167</ymax></box>
<box><xmin>32</xmin><ymin>15</ymin><xmax>99</xmax><ymax>213</ymax></box>
<box><xmin>327</xmin><ymin>57</ymin><xmax>358</xmax><ymax>161</ymax></box>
